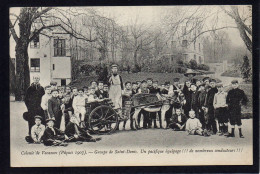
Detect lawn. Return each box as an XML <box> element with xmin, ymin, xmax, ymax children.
<box><xmin>70</xmin><ymin>72</ymin><xmax>253</xmax><ymax>118</ymax></box>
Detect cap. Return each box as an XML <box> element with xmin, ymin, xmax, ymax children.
<box><xmin>173</xmin><ymin>78</ymin><xmax>180</xmax><ymax>82</ymax></box>
<box><xmin>164</xmin><ymin>81</ymin><xmax>170</xmax><ymax>85</ymax></box>
<box><xmin>50</xmin><ymin>81</ymin><xmax>57</xmax><ymax>85</ymax></box>
<box><xmin>231</xmin><ymin>79</ymin><xmax>239</xmax><ymax>84</ymax></box>
<box><xmin>111</xmin><ymin>64</ymin><xmax>118</xmax><ymax>68</ymax></box>
<box><xmin>199</xmin><ymin>83</ymin><xmax>206</xmax><ymax>87</ymax></box>
<box><xmin>141</xmin><ymin>80</ymin><xmax>147</xmax><ymax>83</ymax></box>
<box><xmin>202</xmin><ymin>77</ymin><xmax>210</xmax><ymax>82</ymax></box>
<box><xmin>46</xmin><ymin>118</ymin><xmax>55</xmax><ymax>123</ymax></box>
<box><xmin>147</xmin><ymin>78</ymin><xmax>153</xmax><ymax>81</ymax></box>
<box><xmin>210</xmin><ymin>79</ymin><xmax>216</xmax><ymax>83</ymax></box>
<box><xmin>103</xmin><ymin>84</ymin><xmax>108</xmax><ymax>87</ymax></box>
<box><xmin>34</xmin><ymin>115</ymin><xmax>43</xmax><ymax>120</ymax></box>
<box><xmin>51</xmin><ymin>89</ymin><xmax>58</xmax><ymax>93</ymax></box>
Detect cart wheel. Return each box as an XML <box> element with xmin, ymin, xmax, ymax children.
<box><xmin>88</xmin><ymin>105</ymin><xmax>119</xmax><ymax>135</ymax></box>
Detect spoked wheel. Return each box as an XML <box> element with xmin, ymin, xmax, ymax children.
<box><xmin>88</xmin><ymin>105</ymin><xmax>119</xmax><ymax>135</ymax></box>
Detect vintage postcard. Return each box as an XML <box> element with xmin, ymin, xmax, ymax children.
<box><xmin>9</xmin><ymin>5</ymin><xmax>253</xmax><ymax>167</ymax></box>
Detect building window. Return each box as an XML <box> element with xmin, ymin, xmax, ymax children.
<box><xmin>53</xmin><ymin>64</ymin><xmax>55</xmax><ymax>70</ymax></box>
<box><xmin>30</xmin><ymin>58</ymin><xmax>40</xmax><ymax>72</ymax></box>
<box><xmin>54</xmin><ymin>39</ymin><xmax>66</xmax><ymax>56</ymax></box>
<box><xmin>61</xmin><ymin>79</ymin><xmax>66</xmax><ymax>86</ymax></box>
<box><xmin>182</xmin><ymin>40</ymin><xmax>187</xmax><ymax>48</ymax></box>
<box><xmin>30</xmin><ymin>34</ymin><xmax>40</xmax><ymax>48</ymax></box>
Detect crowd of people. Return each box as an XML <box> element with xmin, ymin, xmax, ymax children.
<box><xmin>22</xmin><ymin>64</ymin><xmax>248</xmax><ymax>146</ymax></box>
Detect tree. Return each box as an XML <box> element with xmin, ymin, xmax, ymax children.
<box><xmin>189</xmin><ymin>59</ymin><xmax>198</xmax><ymax>69</ymax></box>
<box><xmin>241</xmin><ymin>55</ymin><xmax>251</xmax><ymax>82</ymax></box>
<box><xmin>220</xmin><ymin>6</ymin><xmax>252</xmax><ymax>53</ymax></box>
<box><xmin>9</xmin><ymin>7</ymin><xmax>95</xmax><ymax>101</ymax></box>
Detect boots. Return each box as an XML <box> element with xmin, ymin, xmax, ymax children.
<box><xmin>154</xmin><ymin>119</ymin><xmax>158</xmax><ymax>128</ymax></box>
<box><xmin>227</xmin><ymin>128</ymin><xmax>235</xmax><ymax>137</ymax></box>
<box><xmin>224</xmin><ymin>125</ymin><xmax>229</xmax><ymax>136</ymax></box>
<box><xmin>239</xmin><ymin>128</ymin><xmax>244</xmax><ymax>138</ymax></box>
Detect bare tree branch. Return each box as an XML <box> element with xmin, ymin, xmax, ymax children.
<box><xmin>9</xmin><ymin>19</ymin><xmax>19</xmax><ymax>43</ymax></box>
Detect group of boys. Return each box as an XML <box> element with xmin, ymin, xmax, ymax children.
<box><xmin>25</xmin><ymin>79</ymin><xmax>107</xmax><ymax>146</ymax></box>
<box><xmin>120</xmin><ymin>77</ymin><xmax>248</xmax><ymax>138</ymax></box>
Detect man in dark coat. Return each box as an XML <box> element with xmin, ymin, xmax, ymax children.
<box><xmin>65</xmin><ymin>115</ymin><xmax>101</xmax><ymax>142</ymax></box>
<box><xmin>24</xmin><ymin>75</ymin><xmax>45</xmax><ymax>137</ymax></box>
<box><xmin>48</xmin><ymin>89</ymin><xmax>62</xmax><ymax>129</ymax></box>
<box><xmin>205</xmin><ymin>79</ymin><xmax>218</xmax><ymax>134</ymax></box>
<box><xmin>197</xmin><ymin>84</ymin><xmax>208</xmax><ymax>129</ymax></box>
<box><xmin>226</xmin><ymin>80</ymin><xmax>248</xmax><ymax>138</ymax></box>
<box><xmin>182</xmin><ymin>80</ymin><xmax>192</xmax><ymax>117</ymax></box>
<box><xmin>149</xmin><ymin>80</ymin><xmax>161</xmax><ymax>128</ymax></box>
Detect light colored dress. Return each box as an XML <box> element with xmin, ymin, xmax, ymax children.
<box><xmin>109</xmin><ymin>75</ymin><xmax>122</xmax><ymax>109</ymax></box>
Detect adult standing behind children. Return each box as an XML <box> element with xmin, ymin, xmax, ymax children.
<box><xmin>24</xmin><ymin>75</ymin><xmax>45</xmax><ymax>137</ymax></box>
<box><xmin>48</xmin><ymin>89</ymin><xmax>63</xmax><ymax>129</ymax></box>
<box><xmin>108</xmin><ymin>64</ymin><xmax>124</xmax><ymax>110</ymax></box>
<box><xmin>226</xmin><ymin>80</ymin><xmax>248</xmax><ymax>138</ymax></box>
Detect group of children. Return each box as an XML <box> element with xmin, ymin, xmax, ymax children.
<box><xmin>25</xmin><ymin>74</ymin><xmax>248</xmax><ymax>146</ymax></box>
<box><xmin>119</xmin><ymin>77</ymin><xmax>248</xmax><ymax>138</ymax></box>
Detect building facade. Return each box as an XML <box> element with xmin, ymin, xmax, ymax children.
<box><xmin>10</xmin><ymin>27</ymin><xmax>72</xmax><ymax>87</ymax></box>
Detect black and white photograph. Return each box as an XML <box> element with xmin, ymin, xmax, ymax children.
<box><xmin>9</xmin><ymin>5</ymin><xmax>253</xmax><ymax>166</ymax></box>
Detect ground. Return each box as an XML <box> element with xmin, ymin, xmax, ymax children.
<box><xmin>10</xmin><ymin>101</ymin><xmax>252</xmax><ymax>150</ymax></box>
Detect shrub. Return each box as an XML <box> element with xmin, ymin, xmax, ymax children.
<box><xmin>189</xmin><ymin>59</ymin><xmax>198</xmax><ymax>69</ymax></box>
<box><xmin>197</xmin><ymin>64</ymin><xmax>210</xmax><ymax>71</ymax></box>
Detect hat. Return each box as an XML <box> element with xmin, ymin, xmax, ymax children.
<box><xmin>199</xmin><ymin>83</ymin><xmax>206</xmax><ymax>87</ymax></box>
<box><xmin>210</xmin><ymin>79</ymin><xmax>216</xmax><ymax>83</ymax></box>
<box><xmin>141</xmin><ymin>80</ymin><xmax>147</xmax><ymax>83</ymax></box>
<box><xmin>103</xmin><ymin>84</ymin><xmax>108</xmax><ymax>87</ymax></box>
<box><xmin>23</xmin><ymin>112</ymin><xmax>29</xmax><ymax>121</ymax></box>
<box><xmin>111</xmin><ymin>64</ymin><xmax>118</xmax><ymax>68</ymax></box>
<box><xmin>46</xmin><ymin>118</ymin><xmax>55</xmax><ymax>123</ymax></box>
<box><xmin>51</xmin><ymin>89</ymin><xmax>58</xmax><ymax>93</ymax></box>
<box><xmin>34</xmin><ymin>115</ymin><xmax>42</xmax><ymax>120</ymax></box>
<box><xmin>173</xmin><ymin>78</ymin><xmax>180</xmax><ymax>82</ymax></box>
<box><xmin>50</xmin><ymin>81</ymin><xmax>57</xmax><ymax>85</ymax></box>
<box><xmin>164</xmin><ymin>81</ymin><xmax>170</xmax><ymax>85</ymax></box>
<box><xmin>203</xmin><ymin>77</ymin><xmax>210</xmax><ymax>82</ymax></box>
<box><xmin>231</xmin><ymin>80</ymin><xmax>239</xmax><ymax>84</ymax></box>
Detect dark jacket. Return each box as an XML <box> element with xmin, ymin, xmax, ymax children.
<box><xmin>48</xmin><ymin>97</ymin><xmax>61</xmax><ymax>119</ymax></box>
<box><xmin>42</xmin><ymin>127</ymin><xmax>64</xmax><ymax>143</ymax></box>
<box><xmin>206</xmin><ymin>87</ymin><xmax>218</xmax><ymax>107</ymax></box>
<box><xmin>198</xmin><ymin>90</ymin><xmax>207</xmax><ymax>108</ymax></box>
<box><xmin>24</xmin><ymin>83</ymin><xmax>45</xmax><ymax>111</ymax></box>
<box><xmin>95</xmin><ymin>89</ymin><xmax>108</xmax><ymax>99</ymax></box>
<box><xmin>149</xmin><ymin>87</ymin><xmax>161</xmax><ymax>94</ymax></box>
<box><xmin>191</xmin><ymin>91</ymin><xmax>199</xmax><ymax>110</ymax></box>
<box><xmin>227</xmin><ymin>88</ymin><xmax>248</xmax><ymax>107</ymax></box>
<box><xmin>170</xmin><ymin>114</ymin><xmax>187</xmax><ymax>126</ymax></box>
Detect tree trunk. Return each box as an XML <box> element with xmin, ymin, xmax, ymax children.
<box><xmin>9</xmin><ymin>57</ymin><xmax>16</xmax><ymax>94</ymax></box>
<box><xmin>15</xmin><ymin>39</ymin><xmax>30</xmax><ymax>101</ymax></box>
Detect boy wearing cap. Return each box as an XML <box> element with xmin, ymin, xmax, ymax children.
<box><xmin>72</xmin><ymin>88</ymin><xmax>86</xmax><ymax>128</ymax></box>
<box><xmin>42</xmin><ymin>118</ymin><xmax>68</xmax><ymax>146</ymax></box>
<box><xmin>213</xmin><ymin>84</ymin><xmax>228</xmax><ymax>136</ymax></box>
<box><xmin>226</xmin><ymin>80</ymin><xmax>248</xmax><ymax>138</ymax></box>
<box><xmin>30</xmin><ymin>116</ymin><xmax>45</xmax><ymax>143</ymax></box>
<box><xmin>206</xmin><ymin>79</ymin><xmax>218</xmax><ymax>134</ymax></box>
<box><xmin>50</xmin><ymin>81</ymin><xmax>58</xmax><ymax>90</ymax></box>
<box><xmin>202</xmin><ymin>77</ymin><xmax>211</xmax><ymax>92</ymax></box>
<box><xmin>48</xmin><ymin>89</ymin><xmax>62</xmax><ymax>128</ymax></box>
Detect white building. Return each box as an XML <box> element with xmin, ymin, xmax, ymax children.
<box><xmin>10</xmin><ymin>27</ymin><xmax>72</xmax><ymax>87</ymax></box>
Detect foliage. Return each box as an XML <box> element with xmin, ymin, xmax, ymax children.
<box><xmin>189</xmin><ymin>59</ymin><xmax>198</xmax><ymax>69</ymax></box>
<box><xmin>197</xmin><ymin>64</ymin><xmax>210</xmax><ymax>71</ymax></box>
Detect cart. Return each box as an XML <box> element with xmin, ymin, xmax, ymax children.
<box><xmin>85</xmin><ymin>93</ymin><xmax>164</xmax><ymax>135</ymax></box>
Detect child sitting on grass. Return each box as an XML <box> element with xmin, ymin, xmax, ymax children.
<box><xmin>186</xmin><ymin>110</ymin><xmax>210</xmax><ymax>137</ymax></box>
